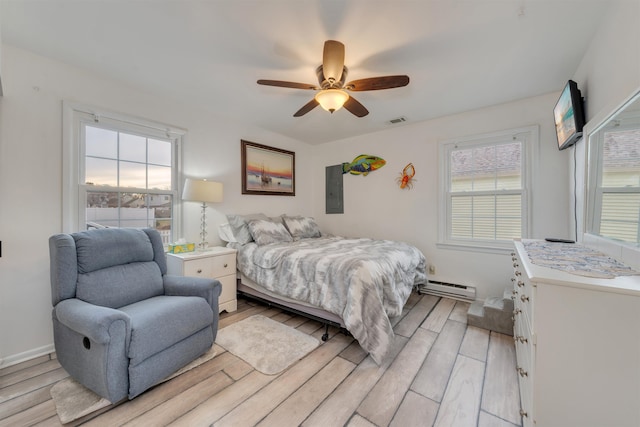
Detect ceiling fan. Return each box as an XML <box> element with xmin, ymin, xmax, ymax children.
<box><xmin>257</xmin><ymin>40</ymin><xmax>410</xmax><ymax>117</ymax></box>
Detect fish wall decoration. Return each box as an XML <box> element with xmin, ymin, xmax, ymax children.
<box><xmin>342</xmin><ymin>155</ymin><xmax>386</xmax><ymax>176</ymax></box>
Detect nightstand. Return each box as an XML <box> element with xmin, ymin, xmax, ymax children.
<box><xmin>166</xmin><ymin>247</ymin><xmax>237</xmax><ymax>313</ymax></box>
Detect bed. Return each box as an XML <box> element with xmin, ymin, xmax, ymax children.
<box><xmin>221</xmin><ymin>214</ymin><xmax>427</xmax><ymax>364</ymax></box>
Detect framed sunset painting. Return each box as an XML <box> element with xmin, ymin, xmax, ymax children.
<box><xmin>241</xmin><ymin>140</ymin><xmax>295</xmax><ymax>196</ymax></box>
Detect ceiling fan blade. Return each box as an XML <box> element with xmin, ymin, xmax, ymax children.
<box><xmin>343</xmin><ymin>96</ymin><xmax>369</xmax><ymax>117</ymax></box>
<box><xmin>345</xmin><ymin>75</ymin><xmax>410</xmax><ymax>91</ymax></box>
<box><xmin>257</xmin><ymin>79</ymin><xmax>318</xmax><ymax>90</ymax></box>
<box><xmin>322</xmin><ymin>40</ymin><xmax>345</xmax><ymax>84</ymax></box>
<box><xmin>293</xmin><ymin>99</ymin><xmax>320</xmax><ymax>117</ymax></box>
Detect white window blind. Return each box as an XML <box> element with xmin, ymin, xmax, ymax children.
<box><xmin>594</xmin><ymin>127</ymin><xmax>640</xmax><ymax>244</ymax></box>
<box><xmin>439</xmin><ymin>126</ymin><xmax>535</xmax><ymax>252</ymax></box>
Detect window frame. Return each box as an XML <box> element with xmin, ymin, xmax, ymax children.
<box><xmin>587</xmin><ymin>116</ymin><xmax>640</xmax><ymax>245</ymax></box>
<box><xmin>62</xmin><ymin>102</ymin><xmax>184</xmax><ymax>240</ymax></box>
<box><xmin>438</xmin><ymin>125</ymin><xmax>537</xmax><ymax>253</ymax></box>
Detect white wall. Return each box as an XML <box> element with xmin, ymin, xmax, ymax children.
<box><xmin>311</xmin><ymin>93</ymin><xmax>570</xmax><ymax>301</ymax></box>
<box><xmin>0</xmin><ymin>45</ymin><xmax>314</xmax><ymax>366</ymax></box>
<box><xmin>572</xmin><ymin>0</ymin><xmax>640</xmax><ymax>243</ymax></box>
<box><xmin>0</xmin><ymin>2</ymin><xmax>3</xmax><ymax>96</ymax></box>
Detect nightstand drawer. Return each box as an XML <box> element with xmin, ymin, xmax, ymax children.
<box><xmin>210</xmin><ymin>253</ymin><xmax>235</xmax><ymax>278</ymax></box>
<box><xmin>183</xmin><ymin>258</ymin><xmax>214</xmax><ymax>277</ymax></box>
<box><xmin>166</xmin><ymin>247</ymin><xmax>238</xmax><ymax>313</ymax></box>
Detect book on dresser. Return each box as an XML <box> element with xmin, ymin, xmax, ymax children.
<box><xmin>512</xmin><ymin>239</ymin><xmax>640</xmax><ymax>427</ymax></box>
<box><xmin>166</xmin><ymin>246</ymin><xmax>238</xmax><ymax>313</ymax></box>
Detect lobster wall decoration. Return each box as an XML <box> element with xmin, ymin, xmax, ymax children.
<box><xmin>397</xmin><ymin>163</ymin><xmax>416</xmax><ymax>189</ymax></box>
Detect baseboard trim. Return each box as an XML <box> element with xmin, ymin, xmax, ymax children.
<box><xmin>0</xmin><ymin>344</ymin><xmax>55</xmax><ymax>369</ymax></box>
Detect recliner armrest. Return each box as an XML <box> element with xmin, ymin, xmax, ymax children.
<box><xmin>55</xmin><ymin>299</ymin><xmax>131</xmax><ymax>345</ymax></box>
<box><xmin>163</xmin><ymin>275</ymin><xmax>222</xmax><ymax>309</ymax></box>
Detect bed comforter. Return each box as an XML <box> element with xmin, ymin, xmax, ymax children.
<box><xmin>234</xmin><ymin>236</ymin><xmax>427</xmax><ymax>364</ymax></box>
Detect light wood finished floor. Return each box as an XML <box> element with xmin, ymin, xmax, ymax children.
<box><xmin>0</xmin><ymin>293</ymin><xmax>522</xmax><ymax>426</ymax></box>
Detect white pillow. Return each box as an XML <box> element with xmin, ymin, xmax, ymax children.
<box><xmin>218</xmin><ymin>223</ymin><xmax>237</xmax><ymax>243</ymax></box>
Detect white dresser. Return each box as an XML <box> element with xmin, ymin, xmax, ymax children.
<box><xmin>512</xmin><ymin>239</ymin><xmax>640</xmax><ymax>427</ymax></box>
<box><xmin>166</xmin><ymin>247</ymin><xmax>237</xmax><ymax>313</ymax></box>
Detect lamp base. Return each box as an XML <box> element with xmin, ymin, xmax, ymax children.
<box><xmin>198</xmin><ymin>202</ymin><xmax>208</xmax><ymax>251</ymax></box>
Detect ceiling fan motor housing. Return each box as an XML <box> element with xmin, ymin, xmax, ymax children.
<box><xmin>316</xmin><ymin>65</ymin><xmax>348</xmax><ymax>89</ymax></box>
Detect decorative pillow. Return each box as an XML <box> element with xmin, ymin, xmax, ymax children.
<box><xmin>226</xmin><ymin>213</ymin><xmax>269</xmax><ymax>245</ymax></box>
<box><xmin>218</xmin><ymin>223</ymin><xmax>237</xmax><ymax>243</ymax></box>
<box><xmin>283</xmin><ymin>215</ymin><xmax>321</xmax><ymax>240</ymax></box>
<box><xmin>269</xmin><ymin>215</ymin><xmax>285</xmax><ymax>225</ymax></box>
<box><xmin>247</xmin><ymin>219</ymin><xmax>293</xmax><ymax>246</ymax></box>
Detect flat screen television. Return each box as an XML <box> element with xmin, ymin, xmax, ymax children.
<box><xmin>553</xmin><ymin>80</ymin><xmax>585</xmax><ymax>150</ymax></box>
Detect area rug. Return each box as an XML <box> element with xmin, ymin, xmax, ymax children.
<box><xmin>215</xmin><ymin>314</ymin><xmax>320</xmax><ymax>375</ymax></box>
<box><xmin>50</xmin><ymin>346</ymin><xmax>217</xmax><ymax>424</ymax></box>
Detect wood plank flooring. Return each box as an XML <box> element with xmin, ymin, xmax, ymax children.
<box><xmin>0</xmin><ymin>293</ymin><xmax>522</xmax><ymax>426</ymax></box>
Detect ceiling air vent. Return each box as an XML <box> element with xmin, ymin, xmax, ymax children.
<box><xmin>388</xmin><ymin>116</ymin><xmax>407</xmax><ymax>125</ymax></box>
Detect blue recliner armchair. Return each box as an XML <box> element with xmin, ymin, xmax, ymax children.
<box><xmin>49</xmin><ymin>228</ymin><xmax>222</xmax><ymax>402</ymax></box>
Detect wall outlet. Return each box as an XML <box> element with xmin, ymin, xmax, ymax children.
<box><xmin>428</xmin><ymin>264</ymin><xmax>436</xmax><ymax>275</ymax></box>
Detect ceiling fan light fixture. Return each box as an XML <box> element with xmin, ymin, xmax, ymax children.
<box><xmin>315</xmin><ymin>89</ymin><xmax>349</xmax><ymax>113</ymax></box>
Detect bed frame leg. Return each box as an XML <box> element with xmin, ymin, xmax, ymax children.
<box><xmin>322</xmin><ymin>324</ymin><xmax>329</xmax><ymax>341</ymax></box>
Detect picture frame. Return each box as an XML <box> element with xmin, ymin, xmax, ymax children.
<box><xmin>241</xmin><ymin>140</ymin><xmax>295</xmax><ymax>196</ymax></box>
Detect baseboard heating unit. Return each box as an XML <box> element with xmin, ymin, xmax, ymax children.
<box><xmin>418</xmin><ymin>280</ymin><xmax>476</xmax><ymax>301</ymax></box>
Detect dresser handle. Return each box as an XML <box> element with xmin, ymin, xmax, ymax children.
<box><xmin>517</xmin><ymin>367</ymin><xmax>528</xmax><ymax>377</ymax></box>
<box><xmin>514</xmin><ymin>335</ymin><xmax>528</xmax><ymax>344</ymax></box>
<box><xmin>513</xmin><ymin>262</ymin><xmax>519</xmax><ymax>268</ymax></box>
<box><xmin>515</xmin><ymin>271</ymin><xmax>522</xmax><ymax>276</ymax></box>
<box><xmin>517</xmin><ymin>281</ymin><xmax>525</xmax><ymax>288</ymax></box>
<box><xmin>520</xmin><ymin>295</ymin><xmax>529</xmax><ymax>302</ymax></box>
<box><xmin>197</xmin><ymin>269</ymin><xmax>202</xmax><ymax>274</ymax></box>
<box><xmin>520</xmin><ymin>409</ymin><xmax>528</xmax><ymax>418</ymax></box>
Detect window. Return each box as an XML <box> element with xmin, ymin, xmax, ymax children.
<box><xmin>439</xmin><ymin>126</ymin><xmax>536</xmax><ymax>252</ymax></box>
<box><xmin>590</xmin><ymin>122</ymin><xmax>640</xmax><ymax>245</ymax></box>
<box><xmin>63</xmin><ymin>103</ymin><xmax>184</xmax><ymax>245</ymax></box>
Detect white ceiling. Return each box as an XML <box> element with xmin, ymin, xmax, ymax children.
<box><xmin>1</xmin><ymin>0</ymin><xmax>611</xmax><ymax>144</ymax></box>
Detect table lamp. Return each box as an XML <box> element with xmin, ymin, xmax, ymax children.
<box><xmin>182</xmin><ymin>178</ymin><xmax>223</xmax><ymax>250</ymax></box>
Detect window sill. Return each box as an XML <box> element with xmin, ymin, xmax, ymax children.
<box><xmin>436</xmin><ymin>241</ymin><xmax>515</xmax><ymax>255</ymax></box>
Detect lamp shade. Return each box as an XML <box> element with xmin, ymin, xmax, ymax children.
<box><xmin>315</xmin><ymin>89</ymin><xmax>349</xmax><ymax>113</ymax></box>
<box><xmin>182</xmin><ymin>179</ymin><xmax>223</xmax><ymax>203</ymax></box>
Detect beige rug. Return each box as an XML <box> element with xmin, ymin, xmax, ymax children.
<box><xmin>50</xmin><ymin>346</ymin><xmax>217</xmax><ymax>424</ymax></box>
<box><xmin>215</xmin><ymin>314</ymin><xmax>320</xmax><ymax>375</ymax></box>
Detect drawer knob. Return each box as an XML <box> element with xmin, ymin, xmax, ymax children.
<box><xmin>520</xmin><ymin>295</ymin><xmax>530</xmax><ymax>302</ymax></box>
<box><xmin>515</xmin><ymin>271</ymin><xmax>522</xmax><ymax>276</ymax></box>
<box><xmin>517</xmin><ymin>367</ymin><xmax>528</xmax><ymax>377</ymax></box>
<box><xmin>513</xmin><ymin>308</ymin><xmax>522</xmax><ymax>315</ymax></box>
<box><xmin>520</xmin><ymin>409</ymin><xmax>528</xmax><ymax>418</ymax></box>
<box><xmin>513</xmin><ymin>262</ymin><xmax>519</xmax><ymax>268</ymax></box>
<box><xmin>197</xmin><ymin>269</ymin><xmax>203</xmax><ymax>274</ymax></box>
<box><xmin>517</xmin><ymin>281</ymin><xmax>525</xmax><ymax>288</ymax></box>
<box><xmin>514</xmin><ymin>335</ymin><xmax>528</xmax><ymax>344</ymax></box>
<box><xmin>511</xmin><ymin>277</ymin><xmax>516</xmax><ymax>283</ymax></box>
<box><xmin>223</xmin><ymin>263</ymin><xmax>228</xmax><ymax>268</ymax></box>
